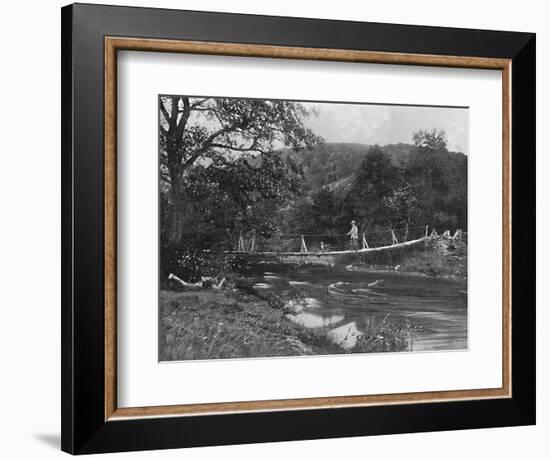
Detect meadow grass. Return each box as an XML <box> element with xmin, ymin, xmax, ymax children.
<box><xmin>159</xmin><ymin>287</ymin><xmax>414</xmax><ymax>361</ymax></box>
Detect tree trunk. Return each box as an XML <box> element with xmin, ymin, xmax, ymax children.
<box><xmin>168</xmin><ymin>199</ymin><xmax>184</xmax><ymax>245</ymax></box>
<box><xmin>167</xmin><ymin>187</ymin><xmax>193</xmax><ymax>245</ymax></box>
<box><xmin>161</xmin><ymin>97</ymin><xmax>196</xmax><ymax>246</ymax></box>
<box><xmin>164</xmin><ymin>133</ymin><xmax>187</xmax><ymax>245</ymax></box>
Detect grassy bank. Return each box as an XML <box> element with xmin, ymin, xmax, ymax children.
<box><xmin>340</xmin><ymin>236</ymin><xmax>467</xmax><ymax>282</ymax></box>
<box><xmin>399</xmin><ymin>237</ymin><xmax>467</xmax><ymax>280</ymax></box>
<box><xmin>160</xmin><ymin>288</ymin><xmax>333</xmax><ymax>361</ymax></box>
<box><xmin>399</xmin><ymin>250</ymin><xmax>466</xmax><ymax>280</ymax></box>
<box><xmin>159</xmin><ymin>286</ymin><xmax>414</xmax><ymax>361</ymax></box>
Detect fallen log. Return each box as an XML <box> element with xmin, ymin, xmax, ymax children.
<box><xmin>168</xmin><ymin>273</ymin><xmax>226</xmax><ymax>290</ymax></box>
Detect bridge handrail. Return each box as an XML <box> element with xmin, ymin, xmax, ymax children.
<box><xmin>187</xmin><ymin>226</ymin><xmax>466</xmax><ymax>255</ymax></box>
<box><xmin>272</xmin><ymin>224</ymin><xmax>433</xmax><ymax>238</ymax></box>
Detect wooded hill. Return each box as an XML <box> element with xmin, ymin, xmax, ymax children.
<box><xmin>285</xmin><ymin>142</ymin><xmax>414</xmax><ymax>195</ymax></box>
<box><xmin>279</xmin><ymin>140</ymin><xmax>467</xmax><ymax>239</ymax></box>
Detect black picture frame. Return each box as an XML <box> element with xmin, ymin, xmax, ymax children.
<box><xmin>61</xmin><ymin>3</ymin><xmax>535</xmax><ymax>454</ymax></box>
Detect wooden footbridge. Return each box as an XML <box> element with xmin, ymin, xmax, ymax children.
<box><xmin>254</xmin><ymin>235</ymin><xmax>431</xmax><ymax>257</ymax></box>
<box><xmin>230</xmin><ymin>226</ymin><xmax>463</xmax><ymax>259</ymax></box>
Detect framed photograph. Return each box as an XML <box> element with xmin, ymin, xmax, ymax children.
<box><xmin>61</xmin><ymin>3</ymin><xmax>536</xmax><ymax>454</ymax></box>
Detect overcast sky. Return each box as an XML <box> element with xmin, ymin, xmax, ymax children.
<box><xmin>302</xmin><ymin>102</ymin><xmax>468</xmax><ymax>154</ymax></box>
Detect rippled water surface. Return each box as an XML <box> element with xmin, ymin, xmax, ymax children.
<box><xmin>249</xmin><ymin>265</ymin><xmax>467</xmax><ymax>352</ymax></box>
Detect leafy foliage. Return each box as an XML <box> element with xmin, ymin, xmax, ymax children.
<box><xmin>159</xmin><ymin>97</ymin><xmax>467</xmax><ymax>281</ymax></box>
<box><xmin>282</xmin><ymin>130</ymin><xmax>467</xmax><ymax>240</ymax></box>
<box><xmin>346</xmin><ymin>145</ymin><xmax>401</xmax><ymax>228</ymax></box>
<box><xmin>160</xmin><ymin>95</ymin><xmax>321</xmax><ymax>245</ymax></box>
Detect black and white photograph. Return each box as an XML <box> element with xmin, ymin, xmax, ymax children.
<box><xmin>0</xmin><ymin>0</ymin><xmax>542</xmax><ymax>456</ymax></box>
<box><xmin>158</xmin><ymin>95</ymin><xmax>468</xmax><ymax>361</ymax></box>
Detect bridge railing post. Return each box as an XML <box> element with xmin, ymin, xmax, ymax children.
<box><xmin>300</xmin><ymin>235</ymin><xmax>308</xmax><ymax>253</ymax></box>
<box><xmin>249</xmin><ymin>230</ymin><xmax>256</xmax><ymax>253</ymax></box>
<box><xmin>237</xmin><ymin>232</ymin><xmax>245</xmax><ymax>252</ymax></box>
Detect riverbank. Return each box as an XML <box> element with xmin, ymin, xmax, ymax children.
<box><xmin>160</xmin><ymin>236</ymin><xmax>466</xmax><ymax>361</ymax></box>
<box><xmin>399</xmin><ymin>250</ymin><xmax>467</xmax><ymax>280</ymax></box>
<box><xmin>344</xmin><ymin>236</ymin><xmax>467</xmax><ymax>282</ymax></box>
<box><xmin>159</xmin><ymin>288</ymin><xmax>336</xmax><ymax>361</ymax></box>
<box><xmin>159</xmin><ymin>281</ymin><xmax>415</xmax><ymax>361</ymax></box>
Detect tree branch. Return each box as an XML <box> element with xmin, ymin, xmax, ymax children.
<box><xmin>191</xmin><ymin>98</ymin><xmax>210</xmax><ymax>108</ymax></box>
<box><xmin>209</xmin><ymin>143</ymin><xmax>268</xmax><ymax>154</ymax></box>
<box><xmin>175</xmin><ymin>97</ymin><xmax>191</xmax><ymax>137</ymax></box>
<box><xmin>159</xmin><ymin>99</ymin><xmax>172</xmax><ymax>128</ymax></box>
<box><xmin>181</xmin><ymin>122</ymin><xmax>241</xmax><ymax>171</ymax></box>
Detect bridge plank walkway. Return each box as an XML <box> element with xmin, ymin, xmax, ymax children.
<box><xmin>231</xmin><ymin>235</ymin><xmax>432</xmax><ymax>257</ymax></box>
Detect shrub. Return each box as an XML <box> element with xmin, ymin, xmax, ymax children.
<box><xmin>354</xmin><ymin>315</ymin><xmax>416</xmax><ymax>353</ymax></box>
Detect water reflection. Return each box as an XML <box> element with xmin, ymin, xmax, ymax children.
<box><xmin>287</xmin><ymin>312</ymin><xmax>345</xmax><ymax>328</ymax></box>
<box><xmin>252</xmin><ymin>283</ymin><xmax>272</xmax><ymax>289</ymax></box>
<box><xmin>248</xmin><ymin>264</ymin><xmax>467</xmax><ymax>352</ymax></box>
<box><xmin>327</xmin><ymin>322</ymin><xmax>362</xmax><ymax>349</ymax></box>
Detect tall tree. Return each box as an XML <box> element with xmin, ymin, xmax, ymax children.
<box><xmin>346</xmin><ymin>145</ymin><xmax>401</xmax><ymax>231</ymax></box>
<box><xmin>159</xmin><ymin>96</ymin><xmax>320</xmax><ymax>244</ymax></box>
<box><xmin>407</xmin><ymin>128</ymin><xmax>452</xmax><ymax>226</ymax></box>
<box><xmin>412</xmin><ymin>128</ymin><xmax>447</xmax><ymax>152</ymax></box>
<box><xmin>384</xmin><ymin>183</ymin><xmax>420</xmax><ymax>240</ymax></box>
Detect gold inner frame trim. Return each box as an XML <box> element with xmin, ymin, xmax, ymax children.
<box><xmin>104</xmin><ymin>36</ymin><xmax>512</xmax><ymax>421</ymax></box>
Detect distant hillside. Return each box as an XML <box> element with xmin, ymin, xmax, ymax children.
<box><xmin>280</xmin><ymin>142</ymin><xmax>408</xmax><ymax>195</ymax></box>
<box><xmin>280</xmin><ymin>142</ymin><xmax>466</xmax><ymax>197</ymax></box>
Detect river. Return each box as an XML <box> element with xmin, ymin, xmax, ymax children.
<box><xmin>247</xmin><ymin>264</ymin><xmax>467</xmax><ymax>352</ymax></box>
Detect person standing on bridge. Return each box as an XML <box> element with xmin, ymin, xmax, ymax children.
<box><xmin>346</xmin><ymin>220</ymin><xmax>359</xmax><ymax>250</ymax></box>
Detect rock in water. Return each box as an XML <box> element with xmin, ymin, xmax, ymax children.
<box><xmin>327</xmin><ymin>322</ymin><xmax>363</xmax><ymax>350</ymax></box>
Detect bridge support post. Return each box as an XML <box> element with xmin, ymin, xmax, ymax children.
<box><xmin>362</xmin><ymin>232</ymin><xmax>369</xmax><ymax>249</ymax></box>
<box><xmin>425</xmin><ymin>225</ymin><xmax>429</xmax><ymax>237</ymax></box>
<box><xmin>237</xmin><ymin>232</ymin><xmax>245</xmax><ymax>252</ymax></box>
<box><xmin>391</xmin><ymin>229</ymin><xmax>398</xmax><ymax>245</ymax></box>
<box><xmin>249</xmin><ymin>231</ymin><xmax>256</xmax><ymax>253</ymax></box>
<box><xmin>300</xmin><ymin>235</ymin><xmax>308</xmax><ymax>253</ymax></box>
